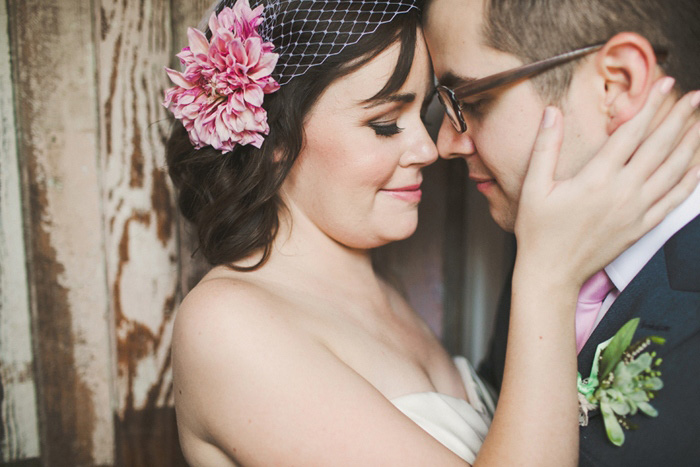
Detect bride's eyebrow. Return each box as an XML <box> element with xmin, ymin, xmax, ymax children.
<box><xmin>361</xmin><ymin>92</ymin><xmax>416</xmax><ymax>109</ymax></box>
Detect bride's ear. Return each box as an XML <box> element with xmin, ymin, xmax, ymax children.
<box><xmin>596</xmin><ymin>32</ymin><xmax>661</xmax><ymax>133</ymax></box>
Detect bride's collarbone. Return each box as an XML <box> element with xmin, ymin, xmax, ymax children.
<box><xmin>312</xmin><ymin>308</ymin><xmax>462</xmax><ymax>400</ymax></box>
<box><xmin>224</xmin><ymin>271</ymin><xmax>465</xmax><ymax>399</ymax></box>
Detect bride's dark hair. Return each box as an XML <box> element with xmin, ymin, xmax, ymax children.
<box><xmin>166</xmin><ymin>1</ymin><xmax>422</xmax><ymax>270</ymax></box>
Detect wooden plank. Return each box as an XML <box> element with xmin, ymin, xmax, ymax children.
<box><xmin>0</xmin><ymin>2</ymin><xmax>40</xmax><ymax>463</ymax></box>
<box><xmin>8</xmin><ymin>0</ymin><xmax>116</xmax><ymax>465</ymax></box>
<box><xmin>171</xmin><ymin>0</ymin><xmax>213</xmax><ymax>297</ymax></box>
<box><xmin>98</xmin><ymin>0</ymin><xmax>175</xmax><ymax>414</ymax></box>
<box><xmin>171</xmin><ymin>0</ymin><xmax>215</xmax><ymax>53</ymax></box>
<box><xmin>96</xmin><ymin>0</ymin><xmax>212</xmax><ymax>464</ymax></box>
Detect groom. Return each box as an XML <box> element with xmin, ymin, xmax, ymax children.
<box><xmin>423</xmin><ymin>0</ymin><xmax>700</xmax><ymax>464</ymax></box>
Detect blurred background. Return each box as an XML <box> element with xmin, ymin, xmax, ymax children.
<box><xmin>0</xmin><ymin>1</ymin><xmax>513</xmax><ymax>465</ymax></box>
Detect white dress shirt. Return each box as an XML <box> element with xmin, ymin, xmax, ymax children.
<box><xmin>593</xmin><ymin>183</ymin><xmax>700</xmax><ymax>330</ymax></box>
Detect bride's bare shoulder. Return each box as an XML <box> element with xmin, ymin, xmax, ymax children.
<box><xmin>173</xmin><ymin>267</ymin><xmax>295</xmax><ymax>352</ymax></box>
<box><xmin>179</xmin><ymin>263</ymin><xmax>287</xmax><ymax>312</ymax></box>
<box><xmin>171</xmin><ymin>267</ymin><xmax>319</xmax><ymax>460</ymax></box>
<box><xmin>172</xmin><ymin>265</ymin><xmax>312</xmax><ymax>392</ymax></box>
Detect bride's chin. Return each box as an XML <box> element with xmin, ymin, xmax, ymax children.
<box><xmin>367</xmin><ymin>221</ymin><xmax>420</xmax><ymax>248</ymax></box>
<box><xmin>327</xmin><ymin>211</ymin><xmax>420</xmax><ymax>250</ymax></box>
<box><xmin>387</xmin><ymin>214</ymin><xmax>420</xmax><ymax>239</ymax></box>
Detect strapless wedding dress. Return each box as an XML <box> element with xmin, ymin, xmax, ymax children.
<box><xmin>390</xmin><ymin>356</ymin><xmax>496</xmax><ymax>463</ymax></box>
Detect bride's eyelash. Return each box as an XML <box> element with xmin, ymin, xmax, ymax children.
<box><xmin>369</xmin><ymin>121</ymin><xmax>404</xmax><ymax>137</ymax></box>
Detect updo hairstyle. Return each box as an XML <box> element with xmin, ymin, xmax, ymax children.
<box><xmin>166</xmin><ymin>1</ymin><xmax>422</xmax><ymax>270</ymax></box>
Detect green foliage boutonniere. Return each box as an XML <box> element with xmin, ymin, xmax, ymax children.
<box><xmin>577</xmin><ymin>318</ymin><xmax>665</xmax><ymax>446</ymax></box>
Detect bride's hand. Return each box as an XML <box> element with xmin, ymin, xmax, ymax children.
<box><xmin>515</xmin><ymin>77</ymin><xmax>700</xmax><ymax>288</ymax></box>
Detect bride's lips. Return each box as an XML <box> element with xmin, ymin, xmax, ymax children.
<box><xmin>380</xmin><ymin>183</ymin><xmax>423</xmax><ymax>202</ymax></box>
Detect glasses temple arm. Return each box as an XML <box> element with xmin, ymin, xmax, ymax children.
<box><xmin>452</xmin><ymin>43</ymin><xmax>607</xmax><ymax>100</ymax></box>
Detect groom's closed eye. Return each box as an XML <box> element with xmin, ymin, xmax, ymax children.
<box><xmin>437</xmin><ymin>71</ymin><xmax>495</xmax><ymax>121</ymax></box>
<box><xmin>459</xmin><ymin>96</ymin><xmax>492</xmax><ymax>119</ymax></box>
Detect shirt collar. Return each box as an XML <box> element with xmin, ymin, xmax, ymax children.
<box><xmin>605</xmin><ymin>183</ymin><xmax>700</xmax><ymax>292</ymax></box>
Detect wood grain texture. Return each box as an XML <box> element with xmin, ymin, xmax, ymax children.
<box><xmin>171</xmin><ymin>0</ymin><xmax>215</xmax><ymax>54</ymax></box>
<box><xmin>8</xmin><ymin>0</ymin><xmax>115</xmax><ymax>464</ymax></box>
<box><xmin>171</xmin><ymin>0</ymin><xmax>213</xmax><ymax>298</ymax></box>
<box><xmin>97</xmin><ymin>0</ymin><xmax>204</xmax><ymax>463</ymax></box>
<box><xmin>0</xmin><ymin>2</ymin><xmax>40</xmax><ymax>462</ymax></box>
<box><xmin>98</xmin><ymin>0</ymin><xmax>175</xmax><ymax>412</ymax></box>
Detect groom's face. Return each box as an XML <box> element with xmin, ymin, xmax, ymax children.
<box><xmin>424</xmin><ymin>0</ymin><xmax>603</xmax><ymax>232</ymax></box>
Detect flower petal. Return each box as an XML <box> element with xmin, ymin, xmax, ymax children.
<box><xmin>243</xmin><ymin>85</ymin><xmax>264</xmax><ymax>107</ymax></box>
<box><xmin>601</xmin><ymin>403</ymin><xmax>625</xmax><ymax>446</ymax></box>
<box><xmin>188</xmin><ymin>27</ymin><xmax>210</xmax><ymax>57</ymax></box>
<box><xmin>637</xmin><ymin>401</ymin><xmax>659</xmax><ymax>417</ymax></box>
<box><xmin>165</xmin><ymin>68</ymin><xmax>194</xmax><ymax>89</ymax></box>
<box><xmin>164</xmin><ymin>0</ymin><xmax>279</xmax><ymax>152</ymax></box>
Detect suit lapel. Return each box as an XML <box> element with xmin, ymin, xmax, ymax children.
<box><xmin>578</xmin><ymin>216</ymin><xmax>700</xmax><ymax>464</ymax></box>
<box><xmin>577</xmin><ymin>250</ymin><xmax>666</xmax><ymax>375</ymax></box>
<box><xmin>664</xmin><ymin>214</ymin><xmax>700</xmax><ymax>292</ymax></box>
<box><xmin>577</xmin><ymin>214</ymin><xmax>700</xmax><ymax>376</ymax></box>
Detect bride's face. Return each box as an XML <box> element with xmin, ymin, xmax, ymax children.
<box><xmin>282</xmin><ymin>32</ymin><xmax>438</xmax><ymax>249</ymax></box>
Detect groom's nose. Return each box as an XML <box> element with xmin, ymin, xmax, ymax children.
<box><xmin>437</xmin><ymin>114</ymin><xmax>476</xmax><ymax>161</ymax></box>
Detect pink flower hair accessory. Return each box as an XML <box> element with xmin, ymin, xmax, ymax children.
<box><xmin>164</xmin><ymin>0</ymin><xmax>280</xmax><ymax>153</ymax></box>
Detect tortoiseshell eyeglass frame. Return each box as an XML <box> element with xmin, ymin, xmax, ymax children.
<box><xmin>437</xmin><ymin>42</ymin><xmax>669</xmax><ymax>133</ymax></box>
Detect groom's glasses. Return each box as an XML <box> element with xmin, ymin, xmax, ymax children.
<box><xmin>436</xmin><ymin>42</ymin><xmax>669</xmax><ymax>133</ymax></box>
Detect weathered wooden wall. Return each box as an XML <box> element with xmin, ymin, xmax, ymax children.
<box><xmin>0</xmin><ymin>0</ymin><xmax>39</xmax><ymax>462</ymax></box>
<box><xmin>99</xmin><ymin>0</ymin><xmax>176</xmax><ymax>464</ymax></box>
<box><xmin>1</xmin><ymin>0</ymin><xmax>211</xmax><ymax>464</ymax></box>
<box><xmin>8</xmin><ymin>1</ymin><xmax>114</xmax><ymax>464</ymax></box>
<box><xmin>0</xmin><ymin>0</ymin><xmax>513</xmax><ymax>465</ymax></box>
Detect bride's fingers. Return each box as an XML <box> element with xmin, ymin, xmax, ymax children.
<box><xmin>626</xmin><ymin>90</ymin><xmax>700</xmax><ymax>181</ymax></box>
<box><xmin>640</xmin><ymin>122</ymin><xmax>700</xmax><ymax>207</ymax></box>
<box><xmin>642</xmin><ymin>166</ymin><xmax>700</xmax><ymax>231</ymax></box>
<box><xmin>522</xmin><ymin>106</ymin><xmax>563</xmax><ymax>193</ymax></box>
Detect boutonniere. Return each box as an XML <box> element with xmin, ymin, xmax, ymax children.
<box><xmin>577</xmin><ymin>318</ymin><xmax>665</xmax><ymax>446</ymax></box>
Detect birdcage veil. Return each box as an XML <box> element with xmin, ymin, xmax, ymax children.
<box><xmin>167</xmin><ymin>0</ymin><xmax>422</xmax><ymax>152</ymax></box>
<box><xmin>211</xmin><ymin>0</ymin><xmax>421</xmax><ymax>85</ymax></box>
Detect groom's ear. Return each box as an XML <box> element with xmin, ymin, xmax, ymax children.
<box><xmin>596</xmin><ymin>32</ymin><xmax>660</xmax><ymax>133</ymax></box>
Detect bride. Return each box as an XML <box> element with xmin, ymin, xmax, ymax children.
<box><xmin>164</xmin><ymin>0</ymin><xmax>699</xmax><ymax>465</ymax></box>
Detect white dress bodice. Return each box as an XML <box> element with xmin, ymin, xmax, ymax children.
<box><xmin>390</xmin><ymin>356</ymin><xmax>496</xmax><ymax>463</ymax></box>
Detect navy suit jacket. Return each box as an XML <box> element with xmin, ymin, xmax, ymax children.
<box><xmin>479</xmin><ymin>214</ymin><xmax>700</xmax><ymax>466</ymax></box>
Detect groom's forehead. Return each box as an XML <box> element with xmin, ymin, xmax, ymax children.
<box><xmin>427</xmin><ymin>27</ymin><xmax>525</xmax><ymax>88</ymax></box>
<box><xmin>425</xmin><ymin>0</ymin><xmax>485</xmax><ymax>32</ymax></box>
<box><xmin>424</xmin><ymin>0</ymin><xmax>493</xmax><ymax>64</ymax></box>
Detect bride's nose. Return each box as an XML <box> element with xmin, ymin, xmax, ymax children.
<box><xmin>401</xmin><ymin>127</ymin><xmax>439</xmax><ymax>167</ymax></box>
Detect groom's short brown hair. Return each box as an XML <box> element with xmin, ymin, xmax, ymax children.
<box><xmin>461</xmin><ymin>0</ymin><xmax>700</xmax><ymax>102</ymax></box>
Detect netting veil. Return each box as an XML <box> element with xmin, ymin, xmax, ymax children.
<box><xmin>214</xmin><ymin>0</ymin><xmax>420</xmax><ymax>85</ymax></box>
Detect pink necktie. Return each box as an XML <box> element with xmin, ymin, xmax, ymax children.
<box><xmin>575</xmin><ymin>270</ymin><xmax>616</xmax><ymax>354</ymax></box>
